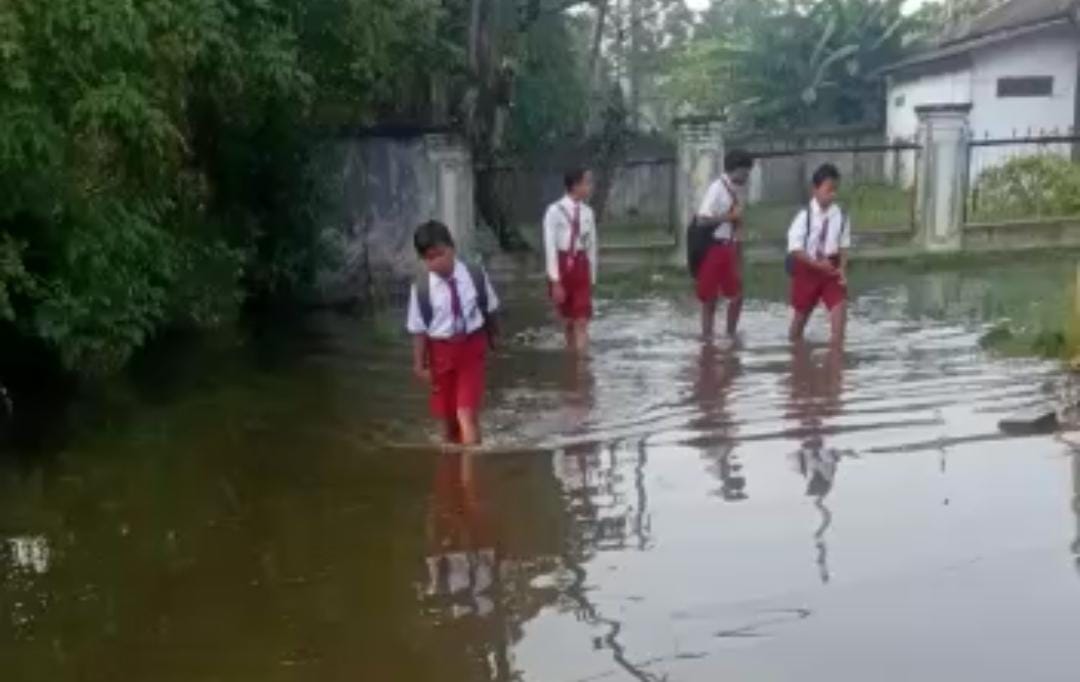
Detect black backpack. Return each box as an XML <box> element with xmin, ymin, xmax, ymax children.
<box><xmin>415</xmin><ymin>264</ymin><xmax>497</xmax><ymax>345</ymax></box>
<box><xmin>785</xmin><ymin>204</ymin><xmax>847</xmax><ymax>276</ymax></box>
<box><xmin>687</xmin><ymin>180</ymin><xmax>739</xmax><ymax>278</ymax></box>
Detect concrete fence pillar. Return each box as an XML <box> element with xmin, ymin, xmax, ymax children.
<box><xmin>915</xmin><ymin>104</ymin><xmax>972</xmax><ymax>253</ymax></box>
<box><xmin>674</xmin><ymin>117</ymin><xmax>725</xmax><ymax>263</ymax></box>
<box><xmin>424</xmin><ymin>133</ymin><xmax>476</xmax><ymax>258</ymax></box>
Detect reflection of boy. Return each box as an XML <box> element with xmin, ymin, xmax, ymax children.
<box><xmin>423</xmin><ymin>453</ymin><xmax>498</xmax><ymax>619</ymax></box>
<box><xmin>787</xmin><ymin>163</ymin><xmax>851</xmax><ymax>346</ymax></box>
<box><xmin>692</xmin><ymin>150</ymin><xmax>754</xmax><ymax>340</ymax></box>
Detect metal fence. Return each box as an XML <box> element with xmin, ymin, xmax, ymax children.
<box><xmin>965</xmin><ymin>129</ymin><xmax>1080</xmax><ymax>224</ymax></box>
<box><xmin>738</xmin><ymin>138</ymin><xmax>922</xmax><ymax>245</ymax></box>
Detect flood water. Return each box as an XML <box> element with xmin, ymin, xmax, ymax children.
<box><xmin>4</xmin><ymin>257</ymin><xmax>1080</xmax><ymax>681</ymax></box>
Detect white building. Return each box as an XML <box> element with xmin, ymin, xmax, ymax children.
<box><xmin>882</xmin><ymin>0</ymin><xmax>1080</xmax><ymax>184</ymax></box>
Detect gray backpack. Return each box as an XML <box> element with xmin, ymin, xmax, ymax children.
<box><xmin>415</xmin><ymin>264</ymin><xmax>496</xmax><ymax>344</ymax></box>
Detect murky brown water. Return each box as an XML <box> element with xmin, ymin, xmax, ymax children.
<box><xmin>3</xmin><ymin>259</ymin><xmax>1080</xmax><ymax>681</ymax></box>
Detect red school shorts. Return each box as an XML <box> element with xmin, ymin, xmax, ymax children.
<box><xmin>550</xmin><ymin>251</ymin><xmax>593</xmax><ymax>320</ymax></box>
<box><xmin>696</xmin><ymin>242</ymin><xmax>743</xmax><ymax>303</ymax></box>
<box><xmin>790</xmin><ymin>257</ymin><xmax>847</xmax><ymax>313</ymax></box>
<box><xmin>428</xmin><ymin>330</ymin><xmax>488</xmax><ymax>418</ymax></box>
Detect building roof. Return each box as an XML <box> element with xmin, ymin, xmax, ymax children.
<box><xmin>882</xmin><ymin>0</ymin><xmax>1079</xmax><ymax>76</ymax></box>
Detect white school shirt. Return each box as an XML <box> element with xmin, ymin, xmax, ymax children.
<box><xmin>405</xmin><ymin>260</ymin><xmax>500</xmax><ymax>339</ymax></box>
<box><xmin>787</xmin><ymin>199</ymin><xmax>852</xmax><ymax>259</ymax></box>
<box><xmin>543</xmin><ymin>195</ymin><xmax>598</xmax><ymax>284</ymax></box>
<box><xmin>697</xmin><ymin>174</ymin><xmax>740</xmax><ymax>241</ymax></box>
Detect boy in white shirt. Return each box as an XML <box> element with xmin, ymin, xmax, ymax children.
<box><xmin>786</xmin><ymin>163</ymin><xmax>850</xmax><ymax>345</ymax></box>
<box><xmin>543</xmin><ymin>168</ymin><xmax>598</xmax><ymax>352</ymax></box>
<box><xmin>691</xmin><ymin>150</ymin><xmax>754</xmax><ymax>339</ymax></box>
<box><xmin>407</xmin><ymin>221</ymin><xmax>500</xmax><ymax>446</ymax></box>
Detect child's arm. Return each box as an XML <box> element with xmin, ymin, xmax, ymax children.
<box><xmin>837</xmin><ymin>215</ymin><xmax>852</xmax><ymax>283</ymax></box>
<box><xmin>589</xmin><ymin>208</ymin><xmax>598</xmax><ymax>285</ymax></box>
<box><xmin>482</xmin><ymin>269</ymin><xmax>500</xmax><ymax>349</ymax></box>
<box><xmin>405</xmin><ymin>285</ymin><xmax>430</xmax><ymax>381</ymax></box>
<box><xmin>543</xmin><ymin>206</ymin><xmax>560</xmax><ymax>283</ymax></box>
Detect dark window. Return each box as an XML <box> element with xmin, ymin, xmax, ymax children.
<box><xmin>894</xmin><ymin>94</ymin><xmax>906</xmax><ymax>107</ymax></box>
<box><xmin>997</xmin><ymin>76</ymin><xmax>1054</xmax><ymax>97</ymax></box>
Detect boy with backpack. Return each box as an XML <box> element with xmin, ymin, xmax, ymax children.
<box><xmin>786</xmin><ymin>163</ymin><xmax>850</xmax><ymax>346</ymax></box>
<box><xmin>688</xmin><ymin>150</ymin><xmax>754</xmax><ymax>340</ymax></box>
<box><xmin>544</xmin><ymin>168</ymin><xmax>598</xmax><ymax>353</ymax></box>
<box><xmin>407</xmin><ymin>220</ymin><xmax>500</xmax><ymax>446</ymax></box>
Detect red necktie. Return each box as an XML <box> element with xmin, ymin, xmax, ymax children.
<box><xmin>446</xmin><ymin>275</ymin><xmax>465</xmax><ymax>335</ymax></box>
<box><xmin>817</xmin><ymin>216</ymin><xmax>829</xmax><ymax>260</ymax></box>
<box><xmin>567</xmin><ymin>202</ymin><xmax>582</xmax><ymax>268</ymax></box>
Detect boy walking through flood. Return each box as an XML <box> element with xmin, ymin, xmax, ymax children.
<box><xmin>544</xmin><ymin>168</ymin><xmax>598</xmax><ymax>353</ymax></box>
<box><xmin>407</xmin><ymin>220</ymin><xmax>500</xmax><ymax>446</ymax></box>
<box><xmin>689</xmin><ymin>150</ymin><xmax>754</xmax><ymax>340</ymax></box>
<box><xmin>786</xmin><ymin>163</ymin><xmax>850</xmax><ymax>346</ymax></box>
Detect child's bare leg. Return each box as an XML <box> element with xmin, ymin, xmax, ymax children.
<box><xmin>457</xmin><ymin>409</ymin><xmax>481</xmax><ymax>446</ymax></box>
<box><xmin>444</xmin><ymin>417</ymin><xmax>462</xmax><ymax>445</ymax></box>
<box><xmin>828</xmin><ymin>302</ymin><xmax>847</xmax><ymax>347</ymax></box>
<box><xmin>564</xmin><ymin>321</ymin><xmax>574</xmax><ymax>349</ymax></box>
<box><xmin>701</xmin><ymin>299</ymin><xmax>717</xmax><ymax>339</ymax></box>
<box><xmin>573</xmin><ymin>320</ymin><xmax>589</xmax><ymax>353</ymax></box>
<box><xmin>789</xmin><ymin>309</ymin><xmax>811</xmax><ymax>342</ymax></box>
<box><xmin>726</xmin><ymin>295</ymin><xmax>743</xmax><ymax>337</ymax></box>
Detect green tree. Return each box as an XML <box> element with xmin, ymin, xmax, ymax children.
<box><xmin>670</xmin><ymin>0</ymin><xmax>919</xmax><ymax>129</ymax></box>
<box><xmin>0</xmin><ymin>0</ymin><xmax>446</xmax><ymax>376</ymax></box>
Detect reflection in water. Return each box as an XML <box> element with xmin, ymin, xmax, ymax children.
<box><xmin>4</xmin><ymin>535</ymin><xmax>50</xmax><ymax>575</ymax></box>
<box><xmin>564</xmin><ymin>356</ymin><xmax>596</xmax><ymax>435</ymax></box>
<box><xmin>1072</xmin><ymin>450</ymin><xmax>1080</xmax><ymax>574</ymax></box>
<box><xmin>424</xmin><ymin>453</ymin><xmax>498</xmax><ymax>621</ymax></box>
<box><xmin>788</xmin><ymin>344</ymin><xmax>846</xmax><ymax>585</ymax></box>
<box><xmin>556</xmin><ymin>441</ymin><xmax>660</xmax><ymax>681</ymax></box>
<box><xmin>420</xmin><ymin>451</ymin><xmax>566</xmax><ymax>681</ymax></box>
<box><xmin>692</xmin><ymin>342</ymin><xmax>746</xmax><ymax>501</ymax></box>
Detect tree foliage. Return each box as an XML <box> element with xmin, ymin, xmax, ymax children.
<box><xmin>670</xmin><ymin>0</ymin><xmax>924</xmax><ymax>129</ymax></box>
<box><xmin>0</xmin><ymin>0</ymin><xmax>442</xmax><ymax>376</ymax></box>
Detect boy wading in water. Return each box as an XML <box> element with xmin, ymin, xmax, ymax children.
<box><xmin>786</xmin><ymin>163</ymin><xmax>851</xmax><ymax>346</ymax></box>
<box><xmin>407</xmin><ymin>221</ymin><xmax>500</xmax><ymax>446</ymax></box>
<box><xmin>544</xmin><ymin>168</ymin><xmax>598</xmax><ymax>353</ymax></box>
<box><xmin>690</xmin><ymin>150</ymin><xmax>754</xmax><ymax>340</ymax></box>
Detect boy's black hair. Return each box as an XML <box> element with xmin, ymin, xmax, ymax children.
<box><xmin>564</xmin><ymin>167</ymin><xmax>590</xmax><ymax>193</ymax></box>
<box><xmin>811</xmin><ymin>163</ymin><xmax>842</xmax><ymax>187</ymax></box>
<box><xmin>724</xmin><ymin>149</ymin><xmax>754</xmax><ymax>173</ymax></box>
<box><xmin>413</xmin><ymin>220</ymin><xmax>455</xmax><ymax>256</ymax></box>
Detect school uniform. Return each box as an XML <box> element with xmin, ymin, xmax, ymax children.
<box><xmin>407</xmin><ymin>260</ymin><xmax>500</xmax><ymax>418</ymax></box>
<box><xmin>695</xmin><ymin>174</ymin><xmax>743</xmax><ymax>303</ymax></box>
<box><xmin>543</xmin><ymin>195</ymin><xmax>598</xmax><ymax>320</ymax></box>
<box><xmin>787</xmin><ymin>199</ymin><xmax>851</xmax><ymax>313</ymax></box>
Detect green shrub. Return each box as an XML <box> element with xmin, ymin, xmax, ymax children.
<box><xmin>0</xmin><ymin>0</ymin><xmax>446</xmax><ymax>376</ymax></box>
<box><xmin>971</xmin><ymin>154</ymin><xmax>1080</xmax><ymax>221</ymax></box>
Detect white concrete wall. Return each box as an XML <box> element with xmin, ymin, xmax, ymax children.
<box><xmin>887</xmin><ymin>25</ymin><xmax>1080</xmax><ymax>186</ymax></box>
<box><xmin>886</xmin><ymin>69</ymin><xmax>972</xmax><ymax>142</ymax></box>
<box><xmin>886</xmin><ymin>68</ymin><xmax>971</xmax><ymax>187</ymax></box>
<box><xmin>968</xmin><ymin>26</ymin><xmax>1078</xmax><ymax>138</ymax></box>
<box><xmin>968</xmin><ymin>25</ymin><xmax>1079</xmax><ymax>179</ymax></box>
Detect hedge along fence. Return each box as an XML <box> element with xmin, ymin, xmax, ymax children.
<box><xmin>967</xmin><ymin>140</ymin><xmax>1080</xmax><ymax>223</ymax></box>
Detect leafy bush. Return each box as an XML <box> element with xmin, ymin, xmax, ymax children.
<box><xmin>0</xmin><ymin>0</ymin><xmax>444</xmax><ymax>376</ymax></box>
<box><xmin>971</xmin><ymin>154</ymin><xmax>1080</xmax><ymax>222</ymax></box>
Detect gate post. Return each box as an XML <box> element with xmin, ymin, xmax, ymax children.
<box><xmin>425</xmin><ymin>133</ymin><xmax>476</xmax><ymax>258</ymax></box>
<box><xmin>915</xmin><ymin>104</ymin><xmax>972</xmax><ymax>253</ymax></box>
<box><xmin>674</xmin><ymin>117</ymin><xmax>725</xmax><ymax>264</ymax></box>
